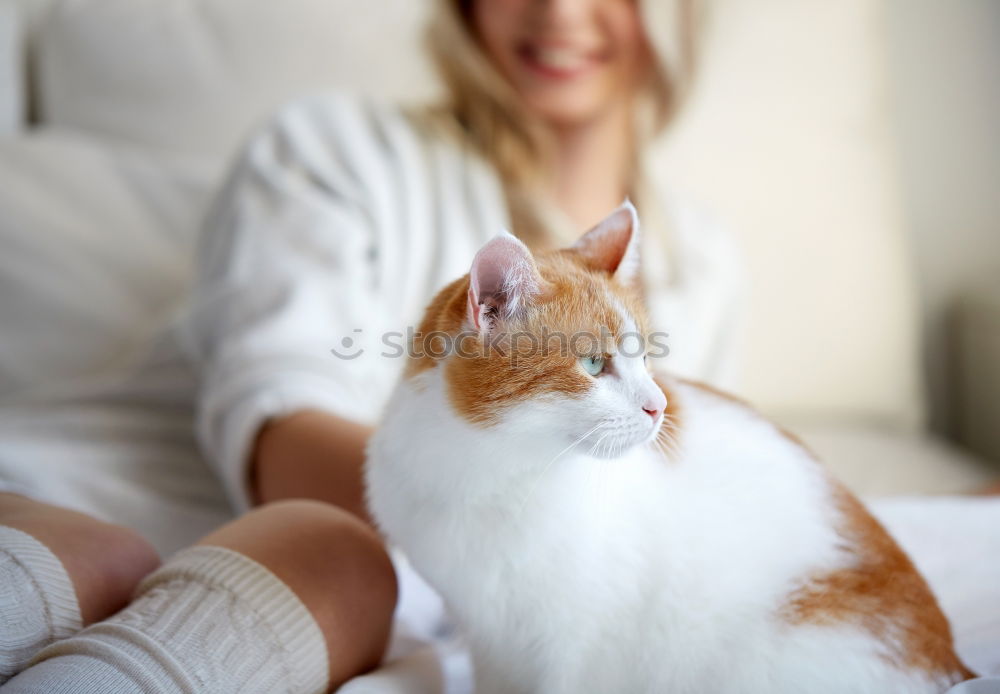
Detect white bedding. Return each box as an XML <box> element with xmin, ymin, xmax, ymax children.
<box><xmin>0</xmin><ymin>0</ymin><xmax>996</xmax><ymax>688</ymax></box>
<box><xmin>871</xmin><ymin>497</ymin><xmax>1000</xmax><ymax>677</ymax></box>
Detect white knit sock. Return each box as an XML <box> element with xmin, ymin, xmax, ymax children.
<box><xmin>0</xmin><ymin>526</ymin><xmax>83</xmax><ymax>684</ymax></box>
<box><xmin>0</xmin><ymin>545</ymin><xmax>329</xmax><ymax>694</ymax></box>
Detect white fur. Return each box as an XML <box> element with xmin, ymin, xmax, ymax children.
<box><xmin>367</xmin><ymin>348</ymin><xmax>956</xmax><ymax>694</ymax></box>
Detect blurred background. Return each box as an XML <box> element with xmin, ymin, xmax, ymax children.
<box><xmin>0</xmin><ymin>0</ymin><xmax>998</xmax><ymax>496</ymax></box>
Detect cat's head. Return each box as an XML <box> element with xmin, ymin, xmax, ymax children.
<box><xmin>409</xmin><ymin>201</ymin><xmax>667</xmax><ymax>459</ymax></box>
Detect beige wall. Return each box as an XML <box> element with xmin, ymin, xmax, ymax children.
<box><xmin>655</xmin><ymin>0</ymin><xmax>925</xmax><ymax>429</ymax></box>
<box><xmin>885</xmin><ymin>0</ymin><xmax>1000</xmax><ymax>436</ymax></box>
<box><xmin>654</xmin><ymin>0</ymin><xmax>1000</xmax><ymax>437</ymax></box>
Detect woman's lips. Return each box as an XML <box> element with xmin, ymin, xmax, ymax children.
<box><xmin>517</xmin><ymin>43</ymin><xmax>604</xmax><ymax>80</ymax></box>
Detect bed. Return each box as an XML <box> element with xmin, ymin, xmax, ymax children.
<box><xmin>0</xmin><ymin>0</ymin><xmax>997</xmax><ymax>689</ymax></box>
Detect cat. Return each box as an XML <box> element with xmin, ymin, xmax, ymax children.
<box><xmin>365</xmin><ymin>202</ymin><xmax>972</xmax><ymax>694</ymax></box>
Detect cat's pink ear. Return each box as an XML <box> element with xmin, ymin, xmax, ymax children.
<box><xmin>467</xmin><ymin>232</ymin><xmax>544</xmax><ymax>333</ymax></box>
<box><xmin>572</xmin><ymin>200</ymin><xmax>641</xmax><ymax>285</ymax></box>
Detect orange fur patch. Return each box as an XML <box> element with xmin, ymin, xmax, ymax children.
<box><xmin>680</xmin><ymin>379</ymin><xmax>971</xmax><ymax>681</ymax></box>
<box><xmin>782</xmin><ymin>482</ymin><xmax>973</xmax><ymax>681</ymax></box>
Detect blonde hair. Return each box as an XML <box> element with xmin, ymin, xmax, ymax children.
<box><xmin>425</xmin><ymin>0</ymin><xmax>705</xmax><ymax>246</ymax></box>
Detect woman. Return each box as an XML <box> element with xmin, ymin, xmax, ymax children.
<box><xmin>0</xmin><ymin>1</ymin><xmax>741</xmax><ymax>692</ymax></box>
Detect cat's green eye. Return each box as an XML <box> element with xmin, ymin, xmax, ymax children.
<box><xmin>580</xmin><ymin>355</ymin><xmax>606</xmax><ymax>377</ymax></box>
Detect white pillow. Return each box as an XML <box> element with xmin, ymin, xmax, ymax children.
<box><xmin>0</xmin><ymin>0</ymin><xmax>23</xmax><ymax>134</ymax></box>
<box><xmin>0</xmin><ymin>132</ymin><xmax>217</xmax><ymax>395</ymax></box>
<box><xmin>34</xmin><ymin>0</ymin><xmax>439</xmax><ymax>156</ymax></box>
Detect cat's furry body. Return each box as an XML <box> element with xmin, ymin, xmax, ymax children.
<box><xmin>366</xmin><ymin>204</ymin><xmax>970</xmax><ymax>693</ymax></box>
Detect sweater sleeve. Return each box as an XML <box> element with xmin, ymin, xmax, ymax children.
<box><xmin>181</xmin><ymin>95</ymin><xmax>403</xmax><ymax>513</ymax></box>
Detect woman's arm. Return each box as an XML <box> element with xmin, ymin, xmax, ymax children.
<box><xmin>251</xmin><ymin>411</ymin><xmax>374</xmax><ymax>525</ymax></box>
<box><xmin>184</xmin><ymin>95</ymin><xmax>407</xmax><ymax>516</ymax></box>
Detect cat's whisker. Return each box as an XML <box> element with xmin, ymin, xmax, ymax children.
<box><xmin>583</xmin><ymin>427</ymin><xmax>615</xmax><ymax>509</ymax></box>
<box><xmin>589</xmin><ymin>428</ymin><xmax>613</xmax><ymax>459</ymax></box>
<box><xmin>602</xmin><ymin>432</ymin><xmax>624</xmax><ymax>513</ymax></box>
<box><xmin>655</xmin><ymin>424</ymin><xmax>682</xmax><ymax>461</ymax></box>
<box><xmin>649</xmin><ymin>424</ymin><xmax>679</xmax><ymax>461</ymax></box>
<box><xmin>515</xmin><ymin>422</ymin><xmax>607</xmax><ymax>518</ymax></box>
<box><xmin>584</xmin><ymin>444</ymin><xmax>602</xmax><ymax>512</ymax></box>
<box><xmin>595</xmin><ymin>429</ymin><xmax>634</xmax><ymax>519</ymax></box>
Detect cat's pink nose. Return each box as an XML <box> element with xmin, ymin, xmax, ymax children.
<box><xmin>641</xmin><ymin>388</ymin><xmax>667</xmax><ymax>420</ymax></box>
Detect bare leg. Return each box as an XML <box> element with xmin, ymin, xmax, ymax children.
<box><xmin>0</xmin><ymin>497</ymin><xmax>397</xmax><ymax>693</ymax></box>
<box><xmin>195</xmin><ymin>499</ymin><xmax>399</xmax><ymax>687</ymax></box>
<box><xmin>0</xmin><ymin>492</ymin><xmax>161</xmax><ymax>627</ymax></box>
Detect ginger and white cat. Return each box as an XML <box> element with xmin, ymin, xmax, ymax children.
<box><xmin>366</xmin><ymin>203</ymin><xmax>971</xmax><ymax>693</ymax></box>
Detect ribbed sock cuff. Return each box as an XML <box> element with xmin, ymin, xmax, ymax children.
<box><xmin>0</xmin><ymin>525</ymin><xmax>83</xmax><ymax>682</ymax></box>
<box><xmin>135</xmin><ymin>545</ymin><xmax>330</xmax><ymax>691</ymax></box>
<box><xmin>17</xmin><ymin>545</ymin><xmax>329</xmax><ymax>694</ymax></box>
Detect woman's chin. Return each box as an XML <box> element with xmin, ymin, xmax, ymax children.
<box><xmin>515</xmin><ymin>84</ymin><xmax>624</xmax><ymax>131</ymax></box>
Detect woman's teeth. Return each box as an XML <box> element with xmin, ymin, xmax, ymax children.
<box><xmin>532</xmin><ymin>48</ymin><xmax>590</xmax><ymax>72</ymax></box>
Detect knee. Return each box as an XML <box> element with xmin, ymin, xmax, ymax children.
<box><xmin>242</xmin><ymin>499</ymin><xmax>398</xmax><ymax>615</ymax></box>
<box><xmin>0</xmin><ymin>494</ymin><xmax>161</xmax><ymax>625</ymax></box>
<box><xmin>197</xmin><ymin>500</ymin><xmax>398</xmax><ymax>684</ymax></box>
<box><xmin>77</xmin><ymin>522</ymin><xmax>162</xmax><ymax>621</ymax></box>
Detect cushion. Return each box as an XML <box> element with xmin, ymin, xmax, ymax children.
<box><xmin>0</xmin><ymin>0</ymin><xmax>22</xmax><ymax>134</ymax></box>
<box><xmin>798</xmin><ymin>423</ymin><xmax>996</xmax><ymax>496</ymax></box>
<box><xmin>33</xmin><ymin>0</ymin><xmax>438</xmax><ymax>157</ymax></box>
<box><xmin>0</xmin><ymin>131</ymin><xmax>217</xmax><ymax>394</ymax></box>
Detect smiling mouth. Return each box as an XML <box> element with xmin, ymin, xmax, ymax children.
<box><xmin>517</xmin><ymin>43</ymin><xmax>604</xmax><ymax>79</ymax></box>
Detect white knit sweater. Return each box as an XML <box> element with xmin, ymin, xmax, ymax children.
<box><xmin>183</xmin><ymin>93</ymin><xmax>745</xmax><ymax>514</ymax></box>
